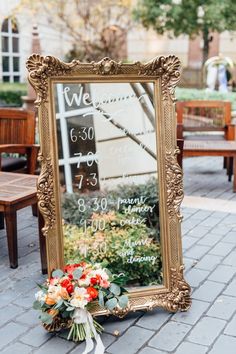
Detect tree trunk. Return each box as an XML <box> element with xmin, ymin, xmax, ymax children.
<box><xmin>202</xmin><ymin>27</ymin><xmax>209</xmax><ymax>66</ymax></box>
<box><xmin>201</xmin><ymin>27</ymin><xmax>210</xmax><ymax>87</ymax></box>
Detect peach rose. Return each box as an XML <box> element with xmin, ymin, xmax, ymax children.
<box><xmin>47</xmin><ymin>309</ymin><xmax>59</xmax><ymax>317</ymax></box>
<box><xmin>45</xmin><ymin>296</ymin><xmax>56</xmax><ymax>306</ymax></box>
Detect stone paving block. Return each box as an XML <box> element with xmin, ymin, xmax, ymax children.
<box><xmin>209</xmin><ymin>335</ymin><xmax>236</xmax><ymax>354</ymax></box>
<box><xmin>34</xmin><ymin>336</ymin><xmax>76</xmax><ymax>354</ymax></box>
<box><xmin>107</xmin><ymin>326</ymin><xmax>154</xmax><ymax>354</ymax></box>
<box><xmin>200</xmin><ymin>217</ymin><xmax>221</xmax><ymax>228</ymax></box>
<box><xmin>211</xmin><ymin>211</ymin><xmax>229</xmax><ymax>219</ymax></box>
<box><xmin>187</xmin><ymin>226</ymin><xmax>210</xmax><ymax>238</ymax></box>
<box><xmin>103</xmin><ymin>312</ymin><xmax>142</xmax><ymax>335</ymax></box>
<box><xmin>185</xmin><ymin>268</ymin><xmax>210</xmax><ymax>288</ymax></box>
<box><xmin>222</xmin><ymin>231</ymin><xmax>236</xmax><ymax>244</ymax></box>
<box><xmin>210</xmin><ymin>226</ymin><xmax>232</xmax><ymax>235</ymax></box>
<box><xmin>0</xmin><ymin>288</ymin><xmax>20</xmax><ymax>306</ymax></box>
<box><xmin>223</xmin><ymin>278</ymin><xmax>236</xmax><ymax>296</ymax></box>
<box><xmin>195</xmin><ymin>254</ymin><xmax>223</xmax><ymax>271</ymax></box>
<box><xmin>191</xmin><ymin>210</ymin><xmax>212</xmax><ymax>219</ymax></box>
<box><xmin>223</xmin><ymin>251</ymin><xmax>236</xmax><ymax>266</ymax></box>
<box><xmin>183</xmin><ymin>258</ymin><xmax>197</xmax><ymax>272</ymax></box>
<box><xmin>184</xmin><ymin>245</ymin><xmax>210</xmax><ymax>260</ymax></box>
<box><xmin>20</xmin><ymin>324</ymin><xmax>52</xmax><ymax>347</ymax></box>
<box><xmin>224</xmin><ymin>313</ymin><xmax>236</xmax><ymax>336</ymax></box>
<box><xmin>182</xmin><ymin>207</ymin><xmax>198</xmax><ymax>215</ymax></box>
<box><xmin>192</xmin><ymin>281</ymin><xmax>225</xmax><ymax>302</ymax></box>
<box><xmin>139</xmin><ymin>348</ymin><xmax>165</xmax><ymax>354</ymax></box>
<box><xmin>207</xmin><ymin>295</ymin><xmax>236</xmax><ymax>320</ymax></box>
<box><xmin>172</xmin><ymin>299</ymin><xmax>209</xmax><ymax>325</ymax></box>
<box><xmin>224</xmin><ymin>314</ymin><xmax>236</xmax><ymax>337</ymax></box>
<box><xmin>148</xmin><ymin>321</ymin><xmax>191</xmax><ymax>352</ymax></box>
<box><xmin>136</xmin><ymin>308</ymin><xmax>172</xmax><ymax>331</ymax></box>
<box><xmin>220</xmin><ymin>215</ymin><xmax>236</xmax><ymax>225</ymax></box>
<box><xmin>13</xmin><ymin>293</ymin><xmax>34</xmax><ymax>309</ymax></box>
<box><xmin>175</xmin><ymin>341</ymin><xmax>208</xmax><ymax>354</ymax></box>
<box><xmin>15</xmin><ymin>308</ymin><xmax>39</xmax><ymax>326</ymax></box>
<box><xmin>0</xmin><ymin>303</ymin><xmax>24</xmax><ymax>325</ymax></box>
<box><xmin>11</xmin><ymin>278</ymin><xmax>36</xmax><ymax>295</ymax></box>
<box><xmin>209</xmin><ymin>242</ymin><xmax>234</xmax><ymax>257</ymax></box>
<box><xmin>187</xmin><ymin>316</ymin><xmax>226</xmax><ymax>346</ymax></box>
<box><xmin>182</xmin><ymin>236</ymin><xmax>198</xmax><ymax>250</ymax></box>
<box><xmin>70</xmin><ymin>333</ymin><xmax>115</xmax><ymax>354</ymax></box>
<box><xmin>183</xmin><ymin>218</ymin><xmax>202</xmax><ymax>229</ymax></box>
<box><xmin>0</xmin><ymin>322</ymin><xmax>28</xmax><ymax>350</ymax></box>
<box><xmin>208</xmin><ymin>265</ymin><xmax>236</xmax><ymax>283</ymax></box>
<box><xmin>1</xmin><ymin>342</ymin><xmax>33</xmax><ymax>354</ymax></box>
<box><xmin>197</xmin><ymin>233</ymin><xmax>223</xmax><ymax>247</ymax></box>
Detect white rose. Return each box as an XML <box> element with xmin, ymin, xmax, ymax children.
<box><xmin>35</xmin><ymin>290</ymin><xmax>46</xmax><ymax>302</ymax></box>
<box><xmin>70</xmin><ymin>287</ymin><xmax>89</xmax><ymax>309</ymax></box>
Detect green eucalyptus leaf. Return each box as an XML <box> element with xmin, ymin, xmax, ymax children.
<box><xmin>109</xmin><ymin>283</ymin><xmax>121</xmax><ymax>296</ymax></box>
<box><xmin>66</xmin><ymin>306</ymin><xmax>75</xmax><ymax>312</ymax></box>
<box><xmin>52</xmin><ymin>269</ymin><xmax>64</xmax><ymax>278</ymax></box>
<box><xmin>104</xmin><ymin>268</ymin><xmax>112</xmax><ymax>278</ymax></box>
<box><xmin>40</xmin><ymin>312</ymin><xmax>53</xmax><ymax>325</ymax></box>
<box><xmin>54</xmin><ymin>299</ymin><xmax>64</xmax><ymax>309</ymax></box>
<box><xmin>33</xmin><ymin>300</ymin><xmax>42</xmax><ymax>310</ymax></box>
<box><xmin>105</xmin><ymin>298</ymin><xmax>118</xmax><ymax>310</ymax></box>
<box><xmin>98</xmin><ymin>290</ymin><xmax>104</xmax><ymax>308</ymax></box>
<box><xmin>118</xmin><ymin>295</ymin><xmax>129</xmax><ymax>309</ymax></box>
<box><xmin>36</xmin><ymin>283</ymin><xmax>48</xmax><ymax>292</ymax></box>
<box><xmin>72</xmin><ymin>267</ymin><xmax>83</xmax><ymax>279</ymax></box>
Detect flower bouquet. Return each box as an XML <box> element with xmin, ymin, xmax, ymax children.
<box><xmin>33</xmin><ymin>262</ymin><xmax>128</xmax><ymax>353</ymax></box>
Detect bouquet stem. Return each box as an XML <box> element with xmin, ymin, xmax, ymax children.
<box><xmin>67</xmin><ymin>319</ymin><xmax>103</xmax><ymax>342</ymax></box>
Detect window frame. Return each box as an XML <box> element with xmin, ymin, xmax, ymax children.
<box><xmin>1</xmin><ymin>18</ymin><xmax>20</xmax><ymax>83</ymax></box>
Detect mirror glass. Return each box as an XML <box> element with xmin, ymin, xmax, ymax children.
<box><xmin>53</xmin><ymin>82</ymin><xmax>163</xmax><ymax>287</ymax></box>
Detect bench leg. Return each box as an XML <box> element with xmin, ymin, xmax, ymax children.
<box><xmin>227</xmin><ymin>157</ymin><xmax>233</xmax><ymax>182</ymax></box>
<box><xmin>5</xmin><ymin>208</ymin><xmax>18</xmax><ymax>269</ymax></box>
<box><xmin>223</xmin><ymin>157</ymin><xmax>227</xmax><ymax>169</ymax></box>
<box><xmin>38</xmin><ymin>211</ymin><xmax>47</xmax><ymax>274</ymax></box>
<box><xmin>0</xmin><ymin>212</ymin><xmax>4</xmax><ymax>229</ymax></box>
<box><xmin>32</xmin><ymin>203</ymin><xmax>38</xmax><ymax>217</ymax></box>
<box><xmin>234</xmin><ymin>157</ymin><xmax>236</xmax><ymax>193</ymax></box>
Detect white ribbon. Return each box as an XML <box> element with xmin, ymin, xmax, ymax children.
<box><xmin>73</xmin><ymin>308</ymin><xmax>105</xmax><ymax>354</ymax></box>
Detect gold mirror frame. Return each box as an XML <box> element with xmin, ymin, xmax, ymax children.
<box><xmin>26</xmin><ymin>54</ymin><xmax>191</xmax><ymax>316</ymax></box>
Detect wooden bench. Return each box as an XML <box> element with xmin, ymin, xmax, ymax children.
<box><xmin>176</xmin><ymin>100</ymin><xmax>236</xmax><ymax>191</ymax></box>
<box><xmin>177</xmin><ymin>100</ymin><xmax>235</xmax><ymax>141</ymax></box>
<box><xmin>183</xmin><ymin>140</ymin><xmax>236</xmax><ymax>192</ymax></box>
<box><xmin>0</xmin><ymin>108</ymin><xmax>39</xmax><ymax>174</ymax></box>
<box><xmin>0</xmin><ymin>172</ymin><xmax>46</xmax><ymax>273</ymax></box>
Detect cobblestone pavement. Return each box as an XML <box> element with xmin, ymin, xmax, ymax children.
<box><xmin>0</xmin><ymin>156</ymin><xmax>236</xmax><ymax>354</ymax></box>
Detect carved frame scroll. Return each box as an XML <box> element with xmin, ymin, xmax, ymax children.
<box><xmin>27</xmin><ymin>54</ymin><xmax>191</xmax><ymax>316</ymax></box>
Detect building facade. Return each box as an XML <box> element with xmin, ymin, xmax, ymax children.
<box><xmin>0</xmin><ymin>1</ymin><xmax>236</xmax><ymax>83</ymax></box>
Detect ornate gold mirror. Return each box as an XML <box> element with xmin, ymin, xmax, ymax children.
<box><xmin>27</xmin><ymin>55</ymin><xmax>191</xmax><ymax>316</ymax></box>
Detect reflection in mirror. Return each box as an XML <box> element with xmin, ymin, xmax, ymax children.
<box><xmin>54</xmin><ymin>82</ymin><xmax>162</xmax><ymax>287</ymax></box>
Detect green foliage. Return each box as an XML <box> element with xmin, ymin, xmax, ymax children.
<box><xmin>0</xmin><ymin>83</ymin><xmax>27</xmax><ymax>107</ymax></box>
<box><xmin>62</xmin><ymin>177</ymin><xmax>159</xmax><ymax>231</ymax></box>
<box><xmin>64</xmin><ymin>211</ymin><xmax>162</xmax><ymax>286</ymax></box>
<box><xmin>176</xmin><ymin>88</ymin><xmax>236</xmax><ymax>111</ymax></box>
<box><xmin>133</xmin><ymin>0</ymin><xmax>236</xmax><ymax>37</ymax></box>
<box><xmin>133</xmin><ymin>0</ymin><xmax>236</xmax><ymax>64</ymax></box>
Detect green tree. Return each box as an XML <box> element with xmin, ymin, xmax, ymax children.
<box><xmin>133</xmin><ymin>0</ymin><xmax>236</xmax><ymax>66</ymax></box>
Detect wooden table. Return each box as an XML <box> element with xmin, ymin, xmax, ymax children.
<box><xmin>0</xmin><ymin>172</ymin><xmax>47</xmax><ymax>272</ymax></box>
<box><xmin>183</xmin><ymin>140</ymin><xmax>236</xmax><ymax>192</ymax></box>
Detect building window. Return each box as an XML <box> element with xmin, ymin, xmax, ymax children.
<box><xmin>1</xmin><ymin>18</ymin><xmax>20</xmax><ymax>82</ymax></box>
<box><xmin>55</xmin><ymin>83</ymin><xmax>99</xmax><ymax>194</ymax></box>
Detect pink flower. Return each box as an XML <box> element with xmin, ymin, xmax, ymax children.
<box><xmin>100</xmin><ymin>279</ymin><xmax>110</xmax><ymax>288</ymax></box>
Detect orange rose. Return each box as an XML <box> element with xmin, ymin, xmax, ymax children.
<box><xmin>45</xmin><ymin>296</ymin><xmax>56</xmax><ymax>306</ymax></box>
<box><xmin>48</xmin><ymin>309</ymin><xmax>59</xmax><ymax>317</ymax></box>
<box><xmin>87</xmin><ymin>287</ymin><xmax>98</xmax><ymax>300</ymax></box>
